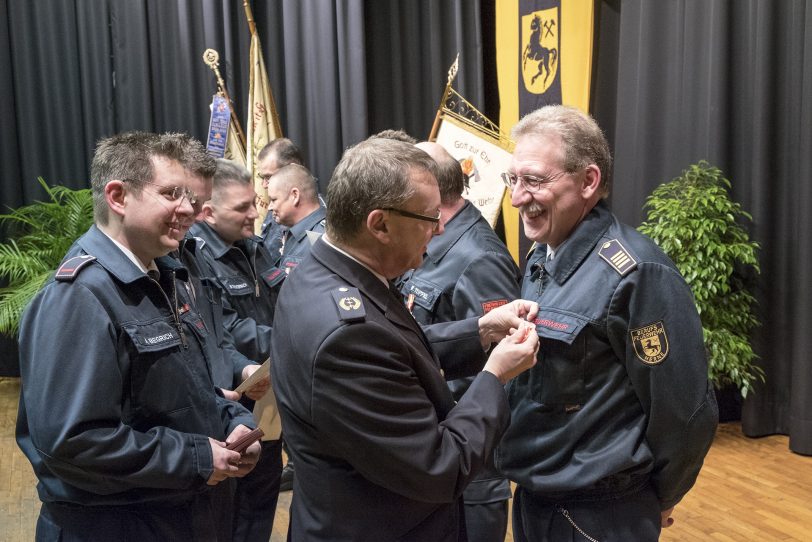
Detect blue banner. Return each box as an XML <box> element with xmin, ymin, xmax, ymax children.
<box><xmin>206</xmin><ymin>94</ymin><xmax>231</xmax><ymax>158</ymax></box>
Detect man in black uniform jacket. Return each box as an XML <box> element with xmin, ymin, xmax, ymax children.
<box><xmin>16</xmin><ymin>131</ymin><xmax>260</xmax><ymax>541</ymax></box>
<box><xmin>271</xmin><ymin>138</ymin><xmax>540</xmax><ymax>541</ymax></box>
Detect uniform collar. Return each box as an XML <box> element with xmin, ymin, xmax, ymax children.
<box><xmin>425</xmin><ymin>200</ymin><xmax>481</xmax><ymax>263</ymax></box>
<box><xmin>533</xmin><ymin>201</ymin><xmax>613</xmax><ymax>284</ymax></box>
<box><xmin>289</xmin><ymin>206</ymin><xmax>326</xmax><ymax>242</ymax></box>
<box><xmin>77</xmin><ymin>225</ymin><xmax>188</xmax><ymax>284</ymax></box>
<box><xmin>189</xmin><ymin>221</ymin><xmax>260</xmax><ymax>260</ymax></box>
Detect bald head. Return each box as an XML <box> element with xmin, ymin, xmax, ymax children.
<box><xmin>416</xmin><ymin>142</ymin><xmax>464</xmax><ymax>205</ymax></box>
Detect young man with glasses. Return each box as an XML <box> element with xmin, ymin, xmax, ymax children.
<box><xmin>16</xmin><ymin>131</ymin><xmax>260</xmax><ymax>541</ymax></box>
<box><xmin>497</xmin><ymin>105</ymin><xmax>718</xmax><ymax>541</ymax></box>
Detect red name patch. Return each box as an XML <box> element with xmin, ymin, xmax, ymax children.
<box><xmin>482</xmin><ymin>299</ymin><xmax>508</xmax><ymax>314</ymax></box>
<box><xmin>533</xmin><ymin>318</ymin><xmax>570</xmax><ymax>331</ymax></box>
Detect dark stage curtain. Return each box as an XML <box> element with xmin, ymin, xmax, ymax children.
<box><xmin>591</xmin><ymin>0</ymin><xmax>812</xmax><ymax>455</ymax></box>
<box><xmin>0</xmin><ymin>1</ymin><xmax>484</xmax><ymax>374</ymax></box>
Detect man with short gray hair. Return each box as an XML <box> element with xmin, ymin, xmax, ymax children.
<box><xmin>498</xmin><ymin>105</ymin><xmax>717</xmax><ymax>541</ymax></box>
<box><xmin>272</xmin><ymin>137</ymin><xmax>540</xmax><ymax>540</ymax></box>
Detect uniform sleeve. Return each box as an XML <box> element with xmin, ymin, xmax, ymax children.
<box><xmin>311</xmin><ymin>321</ymin><xmax>510</xmax><ymax>503</ymax></box>
<box><xmin>607</xmin><ymin>262</ymin><xmax>719</xmax><ymax>509</ymax></box>
<box><xmin>220</xmin><ymin>294</ymin><xmax>272</xmax><ymax>362</ymax></box>
<box><xmin>452</xmin><ymin>249</ymin><xmax>521</xmax><ymax>320</ymax></box>
<box><xmin>17</xmin><ymin>282</ymin><xmax>214</xmax><ymax>495</ymax></box>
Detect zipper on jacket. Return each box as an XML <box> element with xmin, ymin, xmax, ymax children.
<box><xmin>149</xmin><ymin>270</ymin><xmax>188</xmax><ymax>348</ymax></box>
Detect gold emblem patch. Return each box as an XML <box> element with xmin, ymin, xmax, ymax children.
<box><xmin>338</xmin><ymin>297</ymin><xmax>361</xmax><ymax>311</ymax></box>
<box><xmin>630</xmin><ymin>321</ymin><xmax>669</xmax><ymax>365</ymax></box>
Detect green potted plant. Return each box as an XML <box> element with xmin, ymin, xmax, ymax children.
<box><xmin>0</xmin><ymin>178</ymin><xmax>93</xmax><ymax>335</ymax></box>
<box><xmin>638</xmin><ymin>161</ymin><xmax>763</xmax><ymax>402</ymax></box>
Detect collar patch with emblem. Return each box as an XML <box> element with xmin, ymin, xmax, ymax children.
<box><xmin>598</xmin><ymin>239</ymin><xmax>637</xmax><ymax>276</ymax></box>
<box><xmin>331</xmin><ymin>287</ymin><xmax>366</xmax><ymax>322</ymax></box>
<box><xmin>630</xmin><ymin>321</ymin><xmax>669</xmax><ymax>365</ymax></box>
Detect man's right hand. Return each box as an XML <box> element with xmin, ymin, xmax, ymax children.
<box><xmin>206</xmin><ymin>438</ymin><xmax>242</xmax><ymax>486</ymax></box>
<box><xmin>482</xmin><ymin>321</ymin><xmax>539</xmax><ymax>384</ymax></box>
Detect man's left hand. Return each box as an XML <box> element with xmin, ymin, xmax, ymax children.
<box><xmin>478</xmin><ymin>299</ymin><xmax>539</xmax><ymax>348</ymax></box>
<box><xmin>225</xmin><ymin>424</ymin><xmax>262</xmax><ymax>477</ymax></box>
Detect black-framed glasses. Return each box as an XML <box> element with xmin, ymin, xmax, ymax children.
<box><xmin>123</xmin><ymin>178</ymin><xmax>199</xmax><ymax>207</ymax></box>
<box><xmin>381</xmin><ymin>207</ymin><xmax>442</xmax><ymax>231</ymax></box>
<box><xmin>501</xmin><ymin>170</ymin><xmax>570</xmax><ymax>193</ymax></box>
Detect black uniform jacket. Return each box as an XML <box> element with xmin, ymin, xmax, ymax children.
<box><xmin>271</xmin><ymin>238</ymin><xmax>510</xmax><ymax>541</ymax></box>
<box><xmin>16</xmin><ymin>225</ymin><xmax>253</xmax><ymax>508</ymax></box>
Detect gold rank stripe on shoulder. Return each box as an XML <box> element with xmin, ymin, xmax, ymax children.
<box><xmin>598</xmin><ymin>239</ymin><xmax>637</xmax><ymax>276</ymax></box>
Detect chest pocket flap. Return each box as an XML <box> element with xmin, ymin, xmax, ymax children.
<box><xmin>533</xmin><ymin>308</ymin><xmax>589</xmax><ymax>344</ymax></box>
<box><xmin>404</xmin><ymin>276</ymin><xmax>443</xmax><ymax>313</ymax></box>
<box><xmin>221</xmin><ymin>276</ymin><xmax>254</xmax><ymax>296</ymax></box>
<box><xmin>122</xmin><ymin>319</ymin><xmax>182</xmax><ymax>353</ymax></box>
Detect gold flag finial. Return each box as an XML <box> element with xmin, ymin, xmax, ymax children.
<box><xmin>447</xmin><ymin>53</ymin><xmax>459</xmax><ymax>84</ymax></box>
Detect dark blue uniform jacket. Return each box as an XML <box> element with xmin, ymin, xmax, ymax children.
<box><xmin>16</xmin><ymin>225</ymin><xmax>253</xmax><ymax>508</ymax></box>
<box><xmin>190</xmin><ymin>221</ymin><xmax>279</xmax><ymax>362</ymax></box>
<box><xmin>497</xmin><ymin>202</ymin><xmax>718</xmax><ymax>509</ymax></box>
<box><xmin>277</xmin><ymin>206</ymin><xmax>326</xmax><ymax>275</ymax></box>
<box><xmin>398</xmin><ymin>201</ymin><xmax>521</xmax><ymax>505</ymax></box>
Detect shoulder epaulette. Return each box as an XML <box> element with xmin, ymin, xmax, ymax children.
<box><xmin>598</xmin><ymin>239</ymin><xmax>637</xmax><ymax>276</ymax></box>
<box><xmin>331</xmin><ymin>286</ymin><xmax>366</xmax><ymax>322</ymax></box>
<box><xmin>54</xmin><ymin>255</ymin><xmax>97</xmax><ymax>282</ymax></box>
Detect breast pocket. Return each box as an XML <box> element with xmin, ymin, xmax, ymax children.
<box><xmin>122</xmin><ymin>319</ymin><xmax>191</xmax><ymax>424</ymax></box>
<box><xmin>529</xmin><ymin>309</ymin><xmax>590</xmax><ymax>408</ymax></box>
<box><xmin>403</xmin><ymin>276</ymin><xmax>443</xmax><ymax>322</ymax></box>
<box><xmin>220</xmin><ymin>275</ymin><xmax>254</xmax><ymax>296</ymax></box>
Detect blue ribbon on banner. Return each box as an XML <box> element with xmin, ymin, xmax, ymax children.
<box><xmin>206</xmin><ymin>95</ymin><xmax>231</xmax><ymax>158</ymax></box>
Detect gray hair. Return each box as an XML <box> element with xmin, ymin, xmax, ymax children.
<box><xmin>512</xmin><ymin>105</ymin><xmax>612</xmax><ymax>196</ymax></box>
<box><xmin>326</xmin><ymin>138</ymin><xmax>438</xmax><ymax>244</ymax></box>
<box><xmin>90</xmin><ymin>131</ymin><xmax>214</xmax><ymax>224</ymax></box>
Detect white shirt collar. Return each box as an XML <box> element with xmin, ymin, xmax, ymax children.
<box><xmin>99</xmin><ymin>229</ymin><xmax>158</xmax><ymax>274</ymax></box>
<box><xmin>322</xmin><ymin>235</ymin><xmax>388</xmax><ymax>286</ymax></box>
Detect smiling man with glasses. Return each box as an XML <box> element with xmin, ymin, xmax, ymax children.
<box><xmin>497</xmin><ymin>105</ymin><xmax>718</xmax><ymax>542</ymax></box>
<box><xmin>16</xmin><ymin>131</ymin><xmax>260</xmax><ymax>541</ymax></box>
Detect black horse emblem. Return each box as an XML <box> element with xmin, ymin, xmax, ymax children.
<box><xmin>523</xmin><ymin>14</ymin><xmax>558</xmax><ymax>88</ymax></box>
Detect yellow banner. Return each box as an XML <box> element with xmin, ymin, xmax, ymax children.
<box><xmin>246</xmin><ymin>30</ymin><xmax>283</xmax><ymax>233</ymax></box>
<box><xmin>225</xmin><ymin>116</ymin><xmax>247</xmax><ymax>168</ymax></box>
<box><xmin>496</xmin><ymin>0</ymin><xmax>595</xmax><ymax>262</ymax></box>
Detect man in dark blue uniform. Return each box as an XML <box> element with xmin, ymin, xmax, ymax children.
<box><xmin>496</xmin><ymin>105</ymin><xmax>719</xmax><ymax>541</ymax></box>
<box><xmin>191</xmin><ymin>159</ymin><xmax>283</xmax><ymax>542</ymax></box>
<box><xmin>266</xmin><ymin>163</ymin><xmax>326</xmax><ymax>274</ymax></box>
<box><xmin>272</xmin><ymin>137</ymin><xmax>540</xmax><ymax>541</ymax></box>
<box><xmin>398</xmin><ymin>141</ymin><xmax>521</xmax><ymax>542</ymax></box>
<box><xmin>264</xmin><ymin>162</ymin><xmax>326</xmax><ymax>492</ymax></box>
<box><xmin>16</xmin><ymin>131</ymin><xmax>260</xmax><ymax>541</ymax></box>
<box><xmin>257</xmin><ymin>138</ymin><xmax>305</xmax><ymax>256</ymax></box>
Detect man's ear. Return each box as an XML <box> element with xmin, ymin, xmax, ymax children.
<box><xmin>366</xmin><ymin>209</ymin><xmax>391</xmax><ymax>244</ymax></box>
<box><xmin>581</xmin><ymin>164</ymin><xmax>602</xmax><ymax>200</ymax></box>
<box><xmin>201</xmin><ymin>201</ymin><xmax>216</xmax><ymax>225</ymax></box>
<box><xmin>105</xmin><ymin>180</ymin><xmax>127</xmax><ymax>218</ymax></box>
<box><xmin>290</xmin><ymin>187</ymin><xmax>300</xmax><ymax>206</ymax></box>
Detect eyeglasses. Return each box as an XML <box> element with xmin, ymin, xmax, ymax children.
<box><xmin>123</xmin><ymin>178</ymin><xmax>199</xmax><ymax>208</ymax></box>
<box><xmin>501</xmin><ymin>170</ymin><xmax>570</xmax><ymax>193</ymax></box>
<box><xmin>381</xmin><ymin>207</ymin><xmax>442</xmax><ymax>231</ymax></box>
